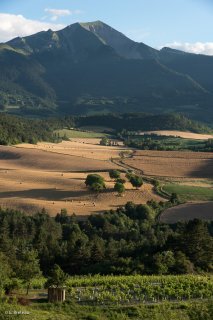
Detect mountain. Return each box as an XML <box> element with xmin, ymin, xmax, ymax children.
<box><xmin>159</xmin><ymin>47</ymin><xmax>213</xmax><ymax>93</ymax></box>
<box><xmin>80</xmin><ymin>21</ymin><xmax>159</xmax><ymax>60</ymax></box>
<box><xmin>0</xmin><ymin>21</ymin><xmax>213</xmax><ymax>121</ymax></box>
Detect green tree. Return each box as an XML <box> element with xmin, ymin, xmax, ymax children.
<box><xmin>153</xmin><ymin>251</ymin><xmax>175</xmax><ymax>274</ymax></box>
<box><xmin>16</xmin><ymin>249</ymin><xmax>42</xmax><ymax>295</ymax></box>
<box><xmin>46</xmin><ymin>264</ymin><xmax>68</xmax><ymax>288</ymax></box>
<box><xmin>129</xmin><ymin>175</ymin><xmax>143</xmax><ymax>189</ymax></box>
<box><xmin>100</xmin><ymin>137</ymin><xmax>109</xmax><ymax>146</ymax></box>
<box><xmin>90</xmin><ymin>182</ymin><xmax>105</xmax><ymax>192</ymax></box>
<box><xmin>114</xmin><ymin>182</ymin><xmax>125</xmax><ymax>196</ymax></box>
<box><xmin>170</xmin><ymin>193</ymin><xmax>180</xmax><ymax>204</ymax></box>
<box><xmin>109</xmin><ymin>170</ymin><xmax>120</xmax><ymax>180</ymax></box>
<box><xmin>85</xmin><ymin>174</ymin><xmax>105</xmax><ymax>192</ymax></box>
<box><xmin>173</xmin><ymin>251</ymin><xmax>194</xmax><ymax>274</ymax></box>
<box><xmin>85</xmin><ymin>174</ymin><xmax>105</xmax><ymax>187</ymax></box>
<box><xmin>0</xmin><ymin>252</ymin><xmax>12</xmax><ymax>296</ymax></box>
<box><xmin>116</xmin><ymin>178</ymin><xmax>126</xmax><ymax>184</ymax></box>
<box><xmin>181</xmin><ymin>220</ymin><xmax>213</xmax><ymax>271</ymax></box>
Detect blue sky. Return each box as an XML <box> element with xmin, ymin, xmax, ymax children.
<box><xmin>0</xmin><ymin>0</ymin><xmax>213</xmax><ymax>54</ymax></box>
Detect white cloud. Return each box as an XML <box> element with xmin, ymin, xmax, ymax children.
<box><xmin>162</xmin><ymin>41</ymin><xmax>213</xmax><ymax>56</ymax></box>
<box><xmin>0</xmin><ymin>13</ymin><xmax>64</xmax><ymax>43</ymax></box>
<box><xmin>45</xmin><ymin>8</ymin><xmax>82</xmax><ymax>21</ymax></box>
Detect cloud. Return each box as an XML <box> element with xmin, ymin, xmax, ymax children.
<box><xmin>163</xmin><ymin>41</ymin><xmax>213</xmax><ymax>55</ymax></box>
<box><xmin>45</xmin><ymin>8</ymin><xmax>82</xmax><ymax>21</ymax></box>
<box><xmin>0</xmin><ymin>13</ymin><xmax>64</xmax><ymax>42</ymax></box>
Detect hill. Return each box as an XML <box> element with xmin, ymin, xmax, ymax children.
<box><xmin>0</xmin><ymin>21</ymin><xmax>213</xmax><ymax>121</ymax></box>
<box><xmin>0</xmin><ymin>113</ymin><xmax>211</xmax><ymax>147</ymax></box>
<box><xmin>77</xmin><ymin>113</ymin><xmax>212</xmax><ymax>133</ymax></box>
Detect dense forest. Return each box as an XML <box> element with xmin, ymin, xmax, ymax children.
<box><xmin>0</xmin><ymin>200</ymin><xmax>212</xmax><ymax>283</ymax></box>
<box><xmin>0</xmin><ymin>113</ymin><xmax>211</xmax><ymax>146</ymax></box>
<box><xmin>77</xmin><ymin>113</ymin><xmax>212</xmax><ymax>133</ymax></box>
<box><xmin>0</xmin><ymin>114</ymin><xmax>75</xmax><ymax>145</ymax></box>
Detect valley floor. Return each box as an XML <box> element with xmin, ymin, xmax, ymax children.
<box><xmin>0</xmin><ymin>139</ymin><xmax>162</xmax><ymax>216</ymax></box>
<box><xmin>0</xmin><ymin>136</ymin><xmax>213</xmax><ymax>221</ymax></box>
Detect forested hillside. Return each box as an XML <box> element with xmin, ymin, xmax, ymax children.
<box><xmin>0</xmin><ymin>113</ymin><xmax>211</xmax><ymax>146</ymax></box>
<box><xmin>0</xmin><ymin>21</ymin><xmax>213</xmax><ymax>121</ymax></box>
<box><xmin>0</xmin><ymin>202</ymin><xmax>212</xmax><ymax>277</ymax></box>
<box><xmin>77</xmin><ymin>113</ymin><xmax>212</xmax><ymax>133</ymax></box>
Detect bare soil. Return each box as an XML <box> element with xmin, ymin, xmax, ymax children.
<box><xmin>123</xmin><ymin>150</ymin><xmax>213</xmax><ymax>179</ymax></box>
<box><xmin>139</xmin><ymin>130</ymin><xmax>213</xmax><ymax>140</ymax></box>
<box><xmin>161</xmin><ymin>202</ymin><xmax>213</xmax><ymax>223</ymax></box>
<box><xmin>0</xmin><ymin>141</ymin><xmax>162</xmax><ymax>216</ymax></box>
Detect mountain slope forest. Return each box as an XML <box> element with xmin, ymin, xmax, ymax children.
<box><xmin>0</xmin><ymin>113</ymin><xmax>211</xmax><ymax>146</ymax></box>
<box><xmin>0</xmin><ymin>21</ymin><xmax>213</xmax><ymax>121</ymax></box>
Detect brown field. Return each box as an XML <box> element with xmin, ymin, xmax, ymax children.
<box><xmin>16</xmin><ymin>139</ymin><xmax>126</xmax><ymax>161</ymax></box>
<box><xmin>139</xmin><ymin>130</ymin><xmax>213</xmax><ymax>140</ymax></box>
<box><xmin>123</xmin><ymin>150</ymin><xmax>213</xmax><ymax>179</ymax></box>
<box><xmin>0</xmin><ymin>141</ymin><xmax>162</xmax><ymax>216</ymax></box>
<box><xmin>161</xmin><ymin>202</ymin><xmax>213</xmax><ymax>223</ymax></box>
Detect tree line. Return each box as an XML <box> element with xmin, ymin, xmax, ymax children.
<box><xmin>124</xmin><ymin>135</ymin><xmax>213</xmax><ymax>152</ymax></box>
<box><xmin>0</xmin><ymin>200</ymin><xmax>212</xmax><ymax>294</ymax></box>
<box><xmin>0</xmin><ymin>114</ymin><xmax>75</xmax><ymax>145</ymax></box>
<box><xmin>0</xmin><ymin>112</ymin><xmax>211</xmax><ymax>146</ymax></box>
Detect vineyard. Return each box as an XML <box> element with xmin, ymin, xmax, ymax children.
<box><xmin>66</xmin><ymin>275</ymin><xmax>213</xmax><ymax>305</ymax></box>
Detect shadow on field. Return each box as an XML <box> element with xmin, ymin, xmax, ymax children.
<box><xmin>0</xmin><ymin>150</ymin><xmax>21</xmax><ymax>160</ymax></box>
<box><xmin>189</xmin><ymin>158</ymin><xmax>213</xmax><ymax>179</ymax></box>
<box><xmin>0</xmin><ymin>188</ymin><xmax>92</xmax><ymax>201</ymax></box>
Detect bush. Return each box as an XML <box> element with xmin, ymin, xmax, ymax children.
<box><xmin>114</xmin><ymin>182</ymin><xmax>125</xmax><ymax>195</ymax></box>
<box><xmin>90</xmin><ymin>182</ymin><xmax>105</xmax><ymax>192</ymax></box>
<box><xmin>116</xmin><ymin>178</ymin><xmax>126</xmax><ymax>184</ymax></box>
<box><xmin>170</xmin><ymin>193</ymin><xmax>180</xmax><ymax>204</ymax></box>
<box><xmin>85</xmin><ymin>174</ymin><xmax>105</xmax><ymax>190</ymax></box>
<box><xmin>129</xmin><ymin>175</ymin><xmax>143</xmax><ymax>189</ymax></box>
<box><xmin>109</xmin><ymin>170</ymin><xmax>120</xmax><ymax>180</ymax></box>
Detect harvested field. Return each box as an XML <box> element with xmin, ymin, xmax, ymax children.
<box><xmin>16</xmin><ymin>139</ymin><xmax>126</xmax><ymax>161</ymax></box>
<box><xmin>0</xmin><ymin>143</ymin><xmax>162</xmax><ymax>216</ymax></box>
<box><xmin>123</xmin><ymin>150</ymin><xmax>213</xmax><ymax>178</ymax></box>
<box><xmin>0</xmin><ymin>145</ymin><xmax>119</xmax><ymax>171</ymax></box>
<box><xmin>161</xmin><ymin>202</ymin><xmax>213</xmax><ymax>223</ymax></box>
<box><xmin>139</xmin><ymin>130</ymin><xmax>213</xmax><ymax>140</ymax></box>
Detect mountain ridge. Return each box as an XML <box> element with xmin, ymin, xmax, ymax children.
<box><xmin>0</xmin><ymin>21</ymin><xmax>212</xmax><ymax>121</ymax></box>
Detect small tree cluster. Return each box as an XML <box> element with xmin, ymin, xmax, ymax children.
<box><xmin>85</xmin><ymin>174</ymin><xmax>106</xmax><ymax>192</ymax></box>
<box><xmin>109</xmin><ymin>170</ymin><xmax>121</xmax><ymax>180</ymax></box>
<box><xmin>126</xmin><ymin>173</ymin><xmax>143</xmax><ymax>189</ymax></box>
<box><xmin>114</xmin><ymin>182</ymin><xmax>125</xmax><ymax>196</ymax></box>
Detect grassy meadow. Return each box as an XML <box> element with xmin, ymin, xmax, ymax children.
<box><xmin>1</xmin><ymin>300</ymin><xmax>213</xmax><ymax>320</ymax></box>
<box><xmin>56</xmin><ymin>129</ymin><xmax>108</xmax><ymax>139</ymax></box>
<box><xmin>163</xmin><ymin>184</ymin><xmax>213</xmax><ymax>201</ymax></box>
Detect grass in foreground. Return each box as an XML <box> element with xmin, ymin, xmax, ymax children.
<box><xmin>1</xmin><ymin>300</ymin><xmax>213</xmax><ymax>320</ymax></box>
<box><xmin>1</xmin><ymin>275</ymin><xmax>213</xmax><ymax>319</ymax></box>
<box><xmin>162</xmin><ymin>184</ymin><xmax>213</xmax><ymax>201</ymax></box>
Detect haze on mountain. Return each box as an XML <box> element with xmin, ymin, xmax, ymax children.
<box><xmin>0</xmin><ymin>21</ymin><xmax>212</xmax><ymax>122</ymax></box>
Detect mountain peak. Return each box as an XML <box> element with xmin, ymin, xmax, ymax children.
<box><xmin>80</xmin><ymin>20</ymin><xmax>158</xmax><ymax>60</ymax></box>
<box><xmin>80</xmin><ymin>20</ymin><xmax>105</xmax><ymax>28</ymax></box>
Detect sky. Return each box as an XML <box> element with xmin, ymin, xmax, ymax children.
<box><xmin>0</xmin><ymin>0</ymin><xmax>213</xmax><ymax>55</ymax></box>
